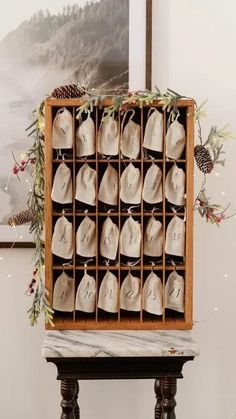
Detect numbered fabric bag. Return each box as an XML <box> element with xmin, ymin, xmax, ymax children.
<box><xmin>51</xmin><ymin>162</ymin><xmax>72</xmax><ymax>204</ymax></box>
<box><xmin>76</xmin><ymin>115</ymin><xmax>95</xmax><ymax>157</ymax></box>
<box><xmin>120</xmin><ymin>272</ymin><xmax>141</xmax><ymax>311</ymax></box>
<box><xmin>143</xmin><ymin>108</ymin><xmax>163</xmax><ymax>152</ymax></box>
<box><xmin>165</xmin><ymin>271</ymin><xmax>184</xmax><ymax>313</ymax></box>
<box><xmin>100</xmin><ymin>217</ymin><xmax>119</xmax><ymax>260</ymax></box>
<box><xmin>76</xmin><ymin>216</ymin><xmax>96</xmax><ymax>258</ymax></box>
<box><xmin>143</xmin><ymin>163</ymin><xmax>163</xmax><ymax>204</ymax></box>
<box><xmin>121</xmin><ymin>110</ymin><xmax>140</xmax><ymax>159</ymax></box>
<box><xmin>51</xmin><ymin>216</ymin><xmax>73</xmax><ymax>259</ymax></box>
<box><xmin>75</xmin><ymin>163</ymin><xmax>96</xmax><ymax>206</ymax></box>
<box><xmin>144</xmin><ymin>217</ymin><xmax>163</xmax><ymax>257</ymax></box>
<box><xmin>53</xmin><ymin>271</ymin><xmax>74</xmax><ymax>312</ymax></box>
<box><xmin>165</xmin><ymin>216</ymin><xmax>185</xmax><ymax>257</ymax></box>
<box><xmin>52</xmin><ymin>108</ymin><xmax>73</xmax><ymax>149</ymax></box>
<box><xmin>98</xmin><ymin>116</ymin><xmax>119</xmax><ymax>156</ymax></box>
<box><xmin>120</xmin><ymin>216</ymin><xmax>142</xmax><ymax>258</ymax></box>
<box><xmin>165</xmin><ymin>164</ymin><xmax>185</xmax><ymax>206</ymax></box>
<box><xmin>142</xmin><ymin>272</ymin><xmax>163</xmax><ymax>315</ymax></box>
<box><xmin>98</xmin><ymin>164</ymin><xmax>118</xmax><ymax>206</ymax></box>
<box><xmin>98</xmin><ymin>271</ymin><xmax>119</xmax><ymax>313</ymax></box>
<box><xmin>75</xmin><ymin>272</ymin><xmax>96</xmax><ymax>313</ymax></box>
<box><xmin>166</xmin><ymin>120</ymin><xmax>186</xmax><ymax>160</ymax></box>
<box><xmin>120</xmin><ymin>163</ymin><xmax>142</xmax><ymax>204</ymax></box>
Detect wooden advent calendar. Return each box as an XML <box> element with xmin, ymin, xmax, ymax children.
<box><xmin>44</xmin><ymin>98</ymin><xmax>194</xmax><ymax>330</ymax></box>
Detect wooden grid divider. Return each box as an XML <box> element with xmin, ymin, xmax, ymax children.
<box><xmin>95</xmin><ymin>107</ymin><xmax>99</xmax><ymax>323</ymax></box>
<box><xmin>72</xmin><ymin>107</ymin><xmax>76</xmax><ymax>323</ymax></box>
<box><xmin>162</xmin><ymin>109</ymin><xmax>167</xmax><ymax>324</ymax></box>
<box><xmin>140</xmin><ymin>107</ymin><xmax>144</xmax><ymax>323</ymax></box>
<box><xmin>118</xmin><ymin>111</ymin><xmax>121</xmax><ymax>323</ymax></box>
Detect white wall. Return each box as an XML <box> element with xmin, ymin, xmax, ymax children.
<box><xmin>1</xmin><ymin>1</ymin><xmax>236</xmax><ymax>418</ymax></box>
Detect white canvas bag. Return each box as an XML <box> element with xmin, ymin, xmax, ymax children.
<box><xmin>53</xmin><ymin>271</ymin><xmax>74</xmax><ymax>312</ymax></box>
<box><xmin>75</xmin><ymin>272</ymin><xmax>96</xmax><ymax>313</ymax></box>
<box><xmin>166</xmin><ymin>120</ymin><xmax>186</xmax><ymax>159</ymax></box>
<box><xmin>98</xmin><ymin>116</ymin><xmax>119</xmax><ymax>156</ymax></box>
<box><xmin>98</xmin><ymin>271</ymin><xmax>119</xmax><ymax>313</ymax></box>
<box><xmin>120</xmin><ymin>216</ymin><xmax>141</xmax><ymax>258</ymax></box>
<box><xmin>142</xmin><ymin>163</ymin><xmax>163</xmax><ymax>204</ymax></box>
<box><xmin>51</xmin><ymin>162</ymin><xmax>73</xmax><ymax>204</ymax></box>
<box><xmin>98</xmin><ymin>164</ymin><xmax>118</xmax><ymax>206</ymax></box>
<box><xmin>165</xmin><ymin>271</ymin><xmax>185</xmax><ymax>313</ymax></box>
<box><xmin>100</xmin><ymin>217</ymin><xmax>119</xmax><ymax>260</ymax></box>
<box><xmin>120</xmin><ymin>272</ymin><xmax>141</xmax><ymax>311</ymax></box>
<box><xmin>120</xmin><ymin>163</ymin><xmax>142</xmax><ymax>204</ymax></box>
<box><xmin>52</xmin><ymin>108</ymin><xmax>73</xmax><ymax>149</ymax></box>
<box><xmin>76</xmin><ymin>115</ymin><xmax>95</xmax><ymax>157</ymax></box>
<box><xmin>142</xmin><ymin>272</ymin><xmax>163</xmax><ymax>315</ymax></box>
<box><xmin>75</xmin><ymin>163</ymin><xmax>96</xmax><ymax>206</ymax></box>
<box><xmin>51</xmin><ymin>216</ymin><xmax>73</xmax><ymax>259</ymax></box>
<box><xmin>165</xmin><ymin>216</ymin><xmax>185</xmax><ymax>257</ymax></box>
<box><xmin>165</xmin><ymin>164</ymin><xmax>185</xmax><ymax>206</ymax></box>
<box><xmin>143</xmin><ymin>108</ymin><xmax>163</xmax><ymax>152</ymax></box>
<box><xmin>144</xmin><ymin>217</ymin><xmax>163</xmax><ymax>257</ymax></box>
<box><xmin>76</xmin><ymin>216</ymin><xmax>96</xmax><ymax>257</ymax></box>
<box><xmin>121</xmin><ymin>110</ymin><xmax>140</xmax><ymax>159</ymax></box>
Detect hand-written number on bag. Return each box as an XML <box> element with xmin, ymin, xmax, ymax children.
<box><xmin>129</xmin><ymin>234</ymin><xmax>137</xmax><ymax>245</ymax></box>
<box><xmin>83</xmin><ymin>290</ymin><xmax>95</xmax><ymax>300</ymax></box>
<box><xmin>82</xmin><ymin>134</ymin><xmax>87</xmax><ymax>142</ymax></box>
<box><xmin>145</xmin><ymin>234</ymin><xmax>153</xmax><ymax>244</ymax></box>
<box><xmin>147</xmin><ymin>290</ymin><xmax>157</xmax><ymax>301</ymax></box>
<box><xmin>61</xmin><ymin>182</ymin><xmax>66</xmax><ymax>190</ymax></box>
<box><xmin>173</xmin><ymin>232</ymin><xmax>181</xmax><ymax>241</ymax></box>
<box><xmin>125</xmin><ymin>290</ymin><xmax>135</xmax><ymax>299</ymax></box>
<box><xmin>104</xmin><ymin>236</ymin><xmax>111</xmax><ymax>247</ymax></box>
<box><xmin>81</xmin><ymin>233</ymin><xmax>90</xmax><ymax>244</ymax></box>
<box><xmin>169</xmin><ymin>288</ymin><xmax>181</xmax><ymax>298</ymax></box>
<box><xmin>151</xmin><ymin>181</ymin><xmax>157</xmax><ymax>191</ymax></box>
<box><xmin>104</xmin><ymin>289</ymin><xmax>113</xmax><ymax>299</ymax></box>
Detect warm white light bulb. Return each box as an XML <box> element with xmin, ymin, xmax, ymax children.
<box><xmin>0</xmin><ymin>256</ymin><xmax>3</xmax><ymax>261</ymax></box>
<box><xmin>4</xmin><ymin>186</ymin><xmax>8</xmax><ymax>191</ymax></box>
<box><xmin>214</xmin><ymin>306</ymin><xmax>219</xmax><ymax>312</ymax></box>
<box><xmin>221</xmin><ymin>191</ymin><xmax>225</xmax><ymax>196</ymax></box>
<box><xmin>7</xmin><ymin>274</ymin><xmax>11</xmax><ymax>278</ymax></box>
<box><xmin>215</xmin><ymin>172</ymin><xmax>220</xmax><ymax>177</ymax></box>
<box><xmin>19</xmin><ymin>235</ymin><xmax>23</xmax><ymax>239</ymax></box>
<box><xmin>224</xmin><ymin>273</ymin><xmax>229</xmax><ymax>278</ymax></box>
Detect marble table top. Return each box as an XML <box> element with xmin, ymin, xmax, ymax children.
<box><xmin>42</xmin><ymin>330</ymin><xmax>199</xmax><ymax>358</ymax></box>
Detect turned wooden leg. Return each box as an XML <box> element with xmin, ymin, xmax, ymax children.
<box><xmin>154</xmin><ymin>379</ymin><xmax>163</xmax><ymax>419</ymax></box>
<box><xmin>74</xmin><ymin>381</ymin><xmax>80</xmax><ymax>419</ymax></box>
<box><xmin>60</xmin><ymin>379</ymin><xmax>77</xmax><ymax>419</ymax></box>
<box><xmin>161</xmin><ymin>377</ymin><xmax>177</xmax><ymax>419</ymax></box>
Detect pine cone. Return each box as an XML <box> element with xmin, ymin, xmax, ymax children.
<box><xmin>51</xmin><ymin>83</ymin><xmax>87</xmax><ymax>99</ymax></box>
<box><xmin>194</xmin><ymin>145</ymin><xmax>214</xmax><ymax>174</ymax></box>
<box><xmin>8</xmin><ymin>209</ymin><xmax>35</xmax><ymax>227</ymax></box>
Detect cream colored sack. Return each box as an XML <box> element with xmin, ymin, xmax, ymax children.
<box><xmin>121</xmin><ymin>110</ymin><xmax>140</xmax><ymax>159</ymax></box>
<box><xmin>120</xmin><ymin>216</ymin><xmax>141</xmax><ymax>258</ymax></box>
<box><xmin>165</xmin><ymin>216</ymin><xmax>185</xmax><ymax>257</ymax></box>
<box><xmin>52</xmin><ymin>108</ymin><xmax>73</xmax><ymax>149</ymax></box>
<box><xmin>166</xmin><ymin>120</ymin><xmax>186</xmax><ymax>160</ymax></box>
<box><xmin>143</xmin><ymin>163</ymin><xmax>162</xmax><ymax>204</ymax></box>
<box><xmin>100</xmin><ymin>217</ymin><xmax>119</xmax><ymax>260</ymax></box>
<box><xmin>75</xmin><ymin>272</ymin><xmax>96</xmax><ymax>313</ymax></box>
<box><xmin>165</xmin><ymin>164</ymin><xmax>185</xmax><ymax>206</ymax></box>
<box><xmin>143</xmin><ymin>108</ymin><xmax>163</xmax><ymax>152</ymax></box>
<box><xmin>144</xmin><ymin>217</ymin><xmax>163</xmax><ymax>257</ymax></box>
<box><xmin>120</xmin><ymin>163</ymin><xmax>142</xmax><ymax>204</ymax></box>
<box><xmin>51</xmin><ymin>216</ymin><xmax>73</xmax><ymax>259</ymax></box>
<box><xmin>142</xmin><ymin>272</ymin><xmax>163</xmax><ymax>315</ymax></box>
<box><xmin>75</xmin><ymin>163</ymin><xmax>96</xmax><ymax>206</ymax></box>
<box><xmin>53</xmin><ymin>271</ymin><xmax>74</xmax><ymax>312</ymax></box>
<box><xmin>120</xmin><ymin>272</ymin><xmax>141</xmax><ymax>311</ymax></box>
<box><xmin>76</xmin><ymin>216</ymin><xmax>96</xmax><ymax>257</ymax></box>
<box><xmin>51</xmin><ymin>162</ymin><xmax>73</xmax><ymax>204</ymax></box>
<box><xmin>76</xmin><ymin>115</ymin><xmax>95</xmax><ymax>157</ymax></box>
<box><xmin>98</xmin><ymin>164</ymin><xmax>118</xmax><ymax>206</ymax></box>
<box><xmin>98</xmin><ymin>271</ymin><xmax>119</xmax><ymax>313</ymax></box>
<box><xmin>165</xmin><ymin>271</ymin><xmax>184</xmax><ymax>313</ymax></box>
<box><xmin>98</xmin><ymin>116</ymin><xmax>119</xmax><ymax>156</ymax></box>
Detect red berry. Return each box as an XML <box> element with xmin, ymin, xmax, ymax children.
<box><xmin>29</xmin><ymin>288</ymin><xmax>34</xmax><ymax>294</ymax></box>
<box><xmin>31</xmin><ymin>278</ymin><xmax>36</xmax><ymax>284</ymax></box>
<box><xmin>20</xmin><ymin>167</ymin><xmax>25</xmax><ymax>172</ymax></box>
<box><xmin>21</xmin><ymin>160</ymin><xmax>26</xmax><ymax>165</ymax></box>
<box><xmin>28</xmin><ymin>282</ymin><xmax>33</xmax><ymax>288</ymax></box>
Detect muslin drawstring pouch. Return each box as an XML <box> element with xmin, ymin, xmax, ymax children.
<box><xmin>76</xmin><ymin>216</ymin><xmax>96</xmax><ymax>258</ymax></box>
<box><xmin>98</xmin><ymin>164</ymin><xmax>118</xmax><ymax>206</ymax></box>
<box><xmin>142</xmin><ymin>272</ymin><xmax>163</xmax><ymax>315</ymax></box>
<box><xmin>165</xmin><ymin>216</ymin><xmax>185</xmax><ymax>257</ymax></box>
<box><xmin>144</xmin><ymin>217</ymin><xmax>163</xmax><ymax>257</ymax></box>
<box><xmin>52</xmin><ymin>108</ymin><xmax>73</xmax><ymax>149</ymax></box>
<box><xmin>98</xmin><ymin>116</ymin><xmax>119</xmax><ymax>156</ymax></box>
<box><xmin>75</xmin><ymin>163</ymin><xmax>96</xmax><ymax>206</ymax></box>
<box><xmin>165</xmin><ymin>271</ymin><xmax>185</xmax><ymax>313</ymax></box>
<box><xmin>51</xmin><ymin>162</ymin><xmax>73</xmax><ymax>204</ymax></box>
<box><xmin>120</xmin><ymin>163</ymin><xmax>142</xmax><ymax>204</ymax></box>
<box><xmin>53</xmin><ymin>271</ymin><xmax>74</xmax><ymax>312</ymax></box>
<box><xmin>98</xmin><ymin>271</ymin><xmax>119</xmax><ymax>313</ymax></box>
<box><xmin>121</xmin><ymin>109</ymin><xmax>141</xmax><ymax>159</ymax></box>
<box><xmin>75</xmin><ymin>272</ymin><xmax>96</xmax><ymax>313</ymax></box>
<box><xmin>120</xmin><ymin>272</ymin><xmax>141</xmax><ymax>311</ymax></box>
<box><xmin>51</xmin><ymin>216</ymin><xmax>73</xmax><ymax>259</ymax></box>
<box><xmin>165</xmin><ymin>163</ymin><xmax>185</xmax><ymax>206</ymax></box>
<box><xmin>100</xmin><ymin>217</ymin><xmax>119</xmax><ymax>260</ymax></box>
<box><xmin>76</xmin><ymin>114</ymin><xmax>95</xmax><ymax>157</ymax></box>
<box><xmin>143</xmin><ymin>108</ymin><xmax>163</xmax><ymax>152</ymax></box>
<box><xmin>142</xmin><ymin>163</ymin><xmax>163</xmax><ymax>204</ymax></box>
<box><xmin>120</xmin><ymin>216</ymin><xmax>142</xmax><ymax>258</ymax></box>
<box><xmin>166</xmin><ymin>120</ymin><xmax>186</xmax><ymax>159</ymax></box>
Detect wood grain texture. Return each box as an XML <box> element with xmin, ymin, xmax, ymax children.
<box><xmin>146</xmin><ymin>0</ymin><xmax>152</xmax><ymax>89</ymax></box>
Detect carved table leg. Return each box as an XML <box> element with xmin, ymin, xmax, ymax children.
<box><xmin>60</xmin><ymin>379</ymin><xmax>77</xmax><ymax>419</ymax></box>
<box><xmin>161</xmin><ymin>377</ymin><xmax>177</xmax><ymax>419</ymax></box>
<box><xmin>154</xmin><ymin>379</ymin><xmax>163</xmax><ymax>419</ymax></box>
<box><xmin>74</xmin><ymin>381</ymin><xmax>80</xmax><ymax>419</ymax></box>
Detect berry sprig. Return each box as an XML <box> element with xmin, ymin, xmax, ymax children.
<box><xmin>25</xmin><ymin>268</ymin><xmax>38</xmax><ymax>296</ymax></box>
<box><xmin>12</xmin><ymin>156</ymin><xmax>36</xmax><ymax>176</ymax></box>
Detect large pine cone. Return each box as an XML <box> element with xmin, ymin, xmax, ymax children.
<box><xmin>194</xmin><ymin>145</ymin><xmax>214</xmax><ymax>174</ymax></box>
<box><xmin>8</xmin><ymin>209</ymin><xmax>35</xmax><ymax>227</ymax></box>
<box><xmin>51</xmin><ymin>83</ymin><xmax>87</xmax><ymax>99</ymax></box>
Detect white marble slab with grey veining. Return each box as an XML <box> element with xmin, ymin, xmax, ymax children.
<box><xmin>42</xmin><ymin>330</ymin><xmax>199</xmax><ymax>358</ymax></box>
